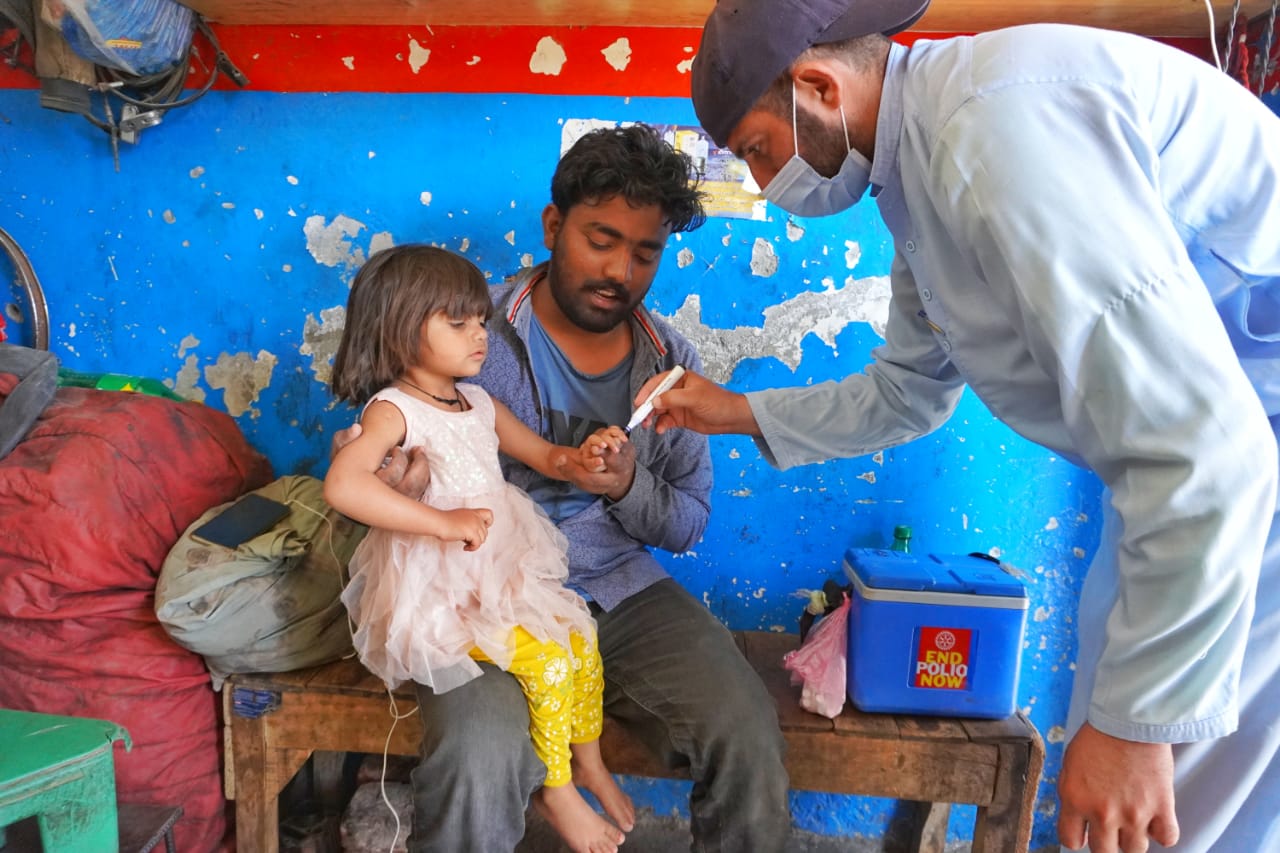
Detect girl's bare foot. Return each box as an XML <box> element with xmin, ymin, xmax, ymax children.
<box><xmin>533</xmin><ymin>783</ymin><xmax>625</xmax><ymax>853</ymax></box>
<box><xmin>571</xmin><ymin>741</ymin><xmax>636</xmax><ymax>833</ymax></box>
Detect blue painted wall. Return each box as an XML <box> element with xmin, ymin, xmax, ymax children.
<box><xmin>0</xmin><ymin>87</ymin><xmax>1104</xmax><ymax>849</ymax></box>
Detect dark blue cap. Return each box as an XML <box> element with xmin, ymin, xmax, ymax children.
<box><xmin>691</xmin><ymin>0</ymin><xmax>931</xmax><ymax>147</ymax></box>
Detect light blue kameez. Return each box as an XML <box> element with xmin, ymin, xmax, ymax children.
<box><xmin>749</xmin><ymin>25</ymin><xmax>1280</xmax><ymax>852</ymax></box>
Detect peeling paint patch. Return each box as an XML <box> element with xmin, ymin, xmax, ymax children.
<box><xmin>872</xmin><ymin>450</ymin><xmax>884</xmax><ymax>466</ymax></box>
<box><xmin>205</xmin><ymin>350</ymin><xmax>276</xmax><ymax>418</ymax></box>
<box><xmin>341</xmin><ymin>56</ymin><xmax>355</xmax><ymax>70</ymax></box>
<box><xmin>749</xmin><ymin>238</ymin><xmax>778</xmax><ymax>277</ymax></box>
<box><xmin>174</xmin><ymin>354</ymin><xmax>206</xmax><ymax>403</ymax></box>
<box><xmin>1046</xmin><ymin>725</ymin><xmax>1067</xmax><ymax>744</ymax></box>
<box><xmin>504</xmin><ymin>230</ymin><xmax>516</xmax><ymax>246</ymax></box>
<box><xmin>530</xmin><ymin>36</ymin><xmax>567</xmax><ymax>76</ymax></box>
<box><xmin>785</xmin><ymin>221</ymin><xmax>804</xmax><ymax>242</ymax></box>
<box><xmin>162</xmin><ymin>209</ymin><xmax>176</xmax><ymax>224</ymax></box>
<box><xmin>676</xmin><ymin>57</ymin><xmax>694</xmax><ymax>73</ymax></box>
<box><xmin>677</xmin><ymin>247</ymin><xmax>694</xmax><ymax>269</ymax></box>
<box><xmin>178</xmin><ymin>334</ymin><xmax>199</xmax><ymax>358</ymax></box>
<box><xmin>304</xmin><ymin>214</ymin><xmax>393</xmax><ymax>272</ymax></box>
<box><xmin>857</xmin><ymin>471</ymin><xmax>876</xmax><ymax>484</ymax></box>
<box><xmin>370</xmin><ymin>231</ymin><xmax>395</xmax><ymax>257</ymax></box>
<box><xmin>189</xmin><ymin>166</ymin><xmax>204</xmax><ymax>179</ymax></box>
<box><xmin>420</xmin><ymin>191</ymin><xmax>432</xmax><ymax>206</ymax></box>
<box><xmin>844</xmin><ymin>240</ymin><xmax>862</xmax><ymax>269</ymax></box>
<box><xmin>1044</xmin><ymin>516</ymin><xmax>1059</xmax><ymax>530</ymax></box>
<box><xmin>459</xmin><ymin>237</ymin><xmax>471</xmax><ymax>253</ymax></box>
<box><xmin>287</xmin><ymin>176</ymin><xmax>299</xmax><ymax>185</ymax></box>
<box><xmin>656</xmin><ymin>274</ymin><xmax>891</xmax><ymax>382</ymax></box>
<box><xmin>520</xmin><ymin>253</ymin><xmax>534</xmax><ymax>268</ymax></box>
<box><xmin>602</xmin><ymin>38</ymin><xmax>632</xmax><ymax>71</ymax></box>
<box><xmin>254</xmin><ymin>209</ymin><xmax>264</xmax><ymax>220</ymax></box>
<box><xmin>408</xmin><ymin>38</ymin><xmax>431</xmax><ymax>73</ymax></box>
<box><xmin>1073</xmin><ymin>547</ymin><xmax>1086</xmax><ymax>559</ymax></box>
<box><xmin>301</xmin><ymin>306</ymin><xmax>346</xmax><ymax>384</ymax></box>
<box><xmin>1034</xmin><ymin>606</ymin><xmax>1051</xmax><ymax>622</ymax></box>
<box><xmin>466</xmin><ymin>55</ymin><xmax>480</xmax><ymax>66</ymax></box>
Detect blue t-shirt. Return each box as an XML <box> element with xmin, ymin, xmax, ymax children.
<box><xmin>524</xmin><ymin>314</ymin><xmax>633</xmax><ymax>522</ymax></box>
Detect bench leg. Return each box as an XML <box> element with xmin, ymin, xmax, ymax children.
<box><xmin>906</xmin><ymin>801</ymin><xmax>950</xmax><ymax>853</ymax></box>
<box><xmin>970</xmin><ymin>741</ymin><xmax>1037</xmax><ymax>853</ymax></box>
<box><xmin>230</xmin><ymin>709</ymin><xmax>311</xmax><ymax>853</ymax></box>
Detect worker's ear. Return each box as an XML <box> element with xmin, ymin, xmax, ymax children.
<box><xmin>790</xmin><ymin>60</ymin><xmax>844</xmax><ymax>117</ymax></box>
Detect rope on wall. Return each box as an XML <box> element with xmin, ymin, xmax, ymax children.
<box><xmin>1257</xmin><ymin>0</ymin><xmax>1279</xmax><ymax>93</ymax></box>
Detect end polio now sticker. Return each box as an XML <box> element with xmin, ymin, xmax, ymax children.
<box><xmin>914</xmin><ymin>627</ymin><xmax>972</xmax><ymax>689</ymax></box>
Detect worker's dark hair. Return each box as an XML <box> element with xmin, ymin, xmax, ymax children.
<box><xmin>756</xmin><ymin>33</ymin><xmax>890</xmax><ymax>119</ymax></box>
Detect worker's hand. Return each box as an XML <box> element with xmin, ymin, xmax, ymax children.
<box><xmin>332</xmin><ymin>423</ymin><xmax>431</xmax><ymax>499</ymax></box>
<box><xmin>555</xmin><ymin>438</ymin><xmax>636</xmax><ymax>502</ymax></box>
<box><xmin>1058</xmin><ymin>722</ymin><xmax>1179</xmax><ymax>853</ymax></box>
<box><xmin>438</xmin><ymin>507</ymin><xmax>494</xmax><ymax>551</ymax></box>
<box><xmin>634</xmin><ymin>368</ymin><xmax>761</xmax><ymax>437</ymax></box>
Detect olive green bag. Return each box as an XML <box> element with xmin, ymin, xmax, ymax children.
<box><xmin>156</xmin><ymin>474</ymin><xmax>366</xmax><ymax>688</ymax></box>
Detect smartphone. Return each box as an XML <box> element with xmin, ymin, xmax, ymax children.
<box><xmin>191</xmin><ymin>493</ymin><xmax>290</xmax><ymax>549</ymax></box>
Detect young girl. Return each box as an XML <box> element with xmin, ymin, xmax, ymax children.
<box><xmin>325</xmin><ymin>244</ymin><xmax>634</xmax><ymax>853</ymax></box>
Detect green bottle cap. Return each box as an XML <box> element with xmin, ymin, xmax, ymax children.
<box><xmin>893</xmin><ymin>525</ymin><xmax>912</xmax><ymax>539</ymax></box>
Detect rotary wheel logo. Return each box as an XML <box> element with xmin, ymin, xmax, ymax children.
<box><xmin>934</xmin><ymin>630</ymin><xmax>957</xmax><ymax>651</ymax></box>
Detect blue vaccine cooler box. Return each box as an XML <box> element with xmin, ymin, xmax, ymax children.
<box><xmin>843</xmin><ymin>548</ymin><xmax>1028</xmax><ymax>719</ymax></box>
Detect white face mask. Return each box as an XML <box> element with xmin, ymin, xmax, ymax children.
<box><xmin>762</xmin><ymin>83</ymin><xmax>872</xmax><ymax>217</ymax></box>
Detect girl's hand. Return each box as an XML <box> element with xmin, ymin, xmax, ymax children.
<box><xmin>580</xmin><ymin>426</ymin><xmax>629</xmax><ymax>472</ymax></box>
<box><xmin>439</xmin><ymin>507</ymin><xmax>494</xmax><ymax>551</ymax></box>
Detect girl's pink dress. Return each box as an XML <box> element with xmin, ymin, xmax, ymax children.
<box><xmin>341</xmin><ymin>384</ymin><xmax>595</xmax><ymax>693</ymax></box>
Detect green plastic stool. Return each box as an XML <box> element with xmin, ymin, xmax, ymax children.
<box><xmin>0</xmin><ymin>709</ymin><xmax>132</xmax><ymax>853</ymax></box>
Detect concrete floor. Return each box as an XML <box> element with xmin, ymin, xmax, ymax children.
<box><xmin>334</xmin><ymin>781</ymin><xmax>982</xmax><ymax>853</ymax></box>
<box><xmin>517</xmin><ymin>806</ymin><xmax>881</xmax><ymax>852</ymax></box>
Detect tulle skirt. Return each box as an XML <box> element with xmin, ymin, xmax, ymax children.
<box><xmin>342</xmin><ymin>484</ymin><xmax>595</xmax><ymax>693</ymax></box>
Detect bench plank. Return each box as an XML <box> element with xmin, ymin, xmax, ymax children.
<box><xmin>225</xmin><ymin>630</ymin><xmax>1043</xmax><ymax>853</ymax></box>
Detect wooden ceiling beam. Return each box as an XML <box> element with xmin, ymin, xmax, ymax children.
<box><xmin>180</xmin><ymin>0</ymin><xmax>1272</xmax><ymax>39</ymax></box>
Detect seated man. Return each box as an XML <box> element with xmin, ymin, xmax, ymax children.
<box><xmin>340</xmin><ymin>124</ymin><xmax>791</xmax><ymax>852</ymax></box>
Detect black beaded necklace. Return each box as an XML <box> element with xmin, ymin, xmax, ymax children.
<box><xmin>399</xmin><ymin>377</ymin><xmax>462</xmax><ymax>407</ymax></box>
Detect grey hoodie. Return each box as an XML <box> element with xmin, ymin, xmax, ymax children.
<box><xmin>475</xmin><ymin>264</ymin><xmax>713</xmax><ymax>610</ymax></box>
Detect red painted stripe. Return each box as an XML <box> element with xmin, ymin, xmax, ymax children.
<box><xmin>0</xmin><ymin>24</ymin><xmax>1212</xmax><ymax>95</ymax></box>
<box><xmin>207</xmin><ymin>25</ymin><xmax>704</xmax><ymax>96</ymax></box>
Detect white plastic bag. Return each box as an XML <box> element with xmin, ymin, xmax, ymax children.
<box><xmin>782</xmin><ymin>595</ymin><xmax>851</xmax><ymax>718</ymax></box>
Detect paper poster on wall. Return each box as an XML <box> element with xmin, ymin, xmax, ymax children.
<box><xmin>561</xmin><ymin>119</ymin><xmax>767</xmax><ymax>221</ymax></box>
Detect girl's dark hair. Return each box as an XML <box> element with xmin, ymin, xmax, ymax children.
<box><xmin>550</xmin><ymin>124</ymin><xmax>707</xmax><ymax>233</ymax></box>
<box><xmin>330</xmin><ymin>244</ymin><xmax>493</xmax><ymax>406</ymax></box>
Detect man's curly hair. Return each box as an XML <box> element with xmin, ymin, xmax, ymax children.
<box><xmin>550</xmin><ymin>124</ymin><xmax>707</xmax><ymax>233</ymax></box>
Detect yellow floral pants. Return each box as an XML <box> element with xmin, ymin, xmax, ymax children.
<box><xmin>470</xmin><ymin>627</ymin><xmax>602</xmax><ymax>787</ymax></box>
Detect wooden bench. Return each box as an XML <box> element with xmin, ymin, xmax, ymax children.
<box><xmin>223</xmin><ymin>630</ymin><xmax>1044</xmax><ymax>853</ymax></box>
